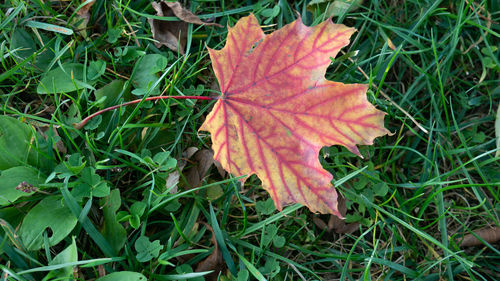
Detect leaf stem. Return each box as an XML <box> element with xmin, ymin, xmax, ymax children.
<box><xmin>74</xmin><ymin>95</ymin><xmax>215</xmax><ymax>130</ymax></box>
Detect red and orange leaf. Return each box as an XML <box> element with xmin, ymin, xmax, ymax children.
<box><xmin>200</xmin><ymin>14</ymin><xmax>390</xmax><ymax>217</ymax></box>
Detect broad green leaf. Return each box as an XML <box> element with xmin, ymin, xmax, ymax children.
<box><xmin>200</xmin><ymin>14</ymin><xmax>389</xmax><ymax>217</ymax></box>
<box><xmin>0</xmin><ymin>116</ymin><xmax>36</xmax><ymax>170</ymax></box>
<box><xmin>256</xmin><ymin>198</ymin><xmax>276</xmax><ymax>215</ymax></box>
<box><xmin>46</xmin><ymin>236</ymin><xmax>78</xmax><ymax>279</ymax></box>
<box><xmin>10</xmin><ymin>28</ymin><xmax>36</xmax><ymax>59</ymax></box>
<box><xmin>37</xmin><ymin>63</ymin><xmax>96</xmax><ymax>94</ymax></box>
<box><xmin>0</xmin><ymin>166</ymin><xmax>44</xmax><ymax>206</ymax></box>
<box><xmin>131</xmin><ymin>54</ymin><xmax>168</xmax><ymax>96</ymax></box>
<box><xmin>20</xmin><ymin>196</ymin><xmax>77</xmax><ymax>250</ymax></box>
<box><xmin>130</xmin><ymin>201</ymin><xmax>147</xmax><ymax>216</ymax></box>
<box><xmin>116</xmin><ymin>46</ymin><xmax>146</xmax><ymax>63</ymax></box>
<box><xmin>129</xmin><ymin>215</ymin><xmax>141</xmax><ymax>229</ymax></box>
<box><xmin>273</xmin><ymin>235</ymin><xmax>286</xmax><ymax>248</ymax></box>
<box><xmin>61</xmin><ymin>103</ymin><xmax>82</xmax><ymax>132</ymax></box>
<box><xmin>106</xmin><ymin>27</ymin><xmax>122</xmax><ymax>43</ymax></box>
<box><xmin>83</xmin><ymin>114</ymin><xmax>102</xmax><ymax>130</ymax></box>
<box><xmin>55</xmin><ymin>153</ymin><xmax>86</xmax><ymax>178</ymax></box>
<box><xmin>95</xmin><ymin>80</ymin><xmax>127</xmax><ymax>108</ymax></box>
<box><xmin>153</xmin><ymin>151</ymin><xmax>177</xmax><ymax>171</ymax></box>
<box><xmin>373</xmin><ymin>182</ymin><xmax>389</xmax><ymax>197</ymax></box>
<box><xmin>255</xmin><ymin>198</ymin><xmax>276</xmax><ymax>215</ymax></box>
<box><xmin>135</xmin><ymin>236</ymin><xmax>164</xmax><ymax>262</ymax></box>
<box><xmin>164</xmin><ymin>198</ymin><xmax>181</xmax><ymax>212</ymax></box>
<box><xmin>0</xmin><ymin>207</ymin><xmax>24</xmax><ymax>236</ymax></box>
<box><xmin>87</xmin><ymin>60</ymin><xmax>106</xmax><ymax>80</ymax></box>
<box><xmin>100</xmin><ymin>189</ymin><xmax>127</xmax><ymax>254</ymax></box>
<box><xmin>259</xmin><ymin>258</ymin><xmax>280</xmax><ymax>278</ymax></box>
<box><xmin>261</xmin><ymin>6</ymin><xmax>280</xmax><ymax>18</ymax></box>
<box><xmin>262</xmin><ymin>224</ymin><xmax>278</xmax><ymax>247</ymax></box>
<box><xmin>71</xmin><ymin>167</ymin><xmax>110</xmax><ymax>201</ymax></box>
<box><xmin>206</xmin><ymin>184</ymin><xmax>224</xmax><ymax>201</ymax></box>
<box><xmin>129</xmin><ymin>201</ymin><xmax>147</xmax><ymax>229</ymax></box>
<box><xmin>236</xmin><ymin>270</ymin><xmax>250</xmax><ymax>281</ymax></box>
<box><xmin>96</xmin><ymin>271</ymin><xmax>147</xmax><ymax>281</ymax></box>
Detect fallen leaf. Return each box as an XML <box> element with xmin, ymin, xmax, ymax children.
<box><xmin>165</xmin><ymin>148</ymin><xmax>214</xmax><ymax>192</ymax></box>
<box><xmin>313</xmin><ymin>195</ymin><xmax>359</xmax><ymax>234</ymax></box>
<box><xmin>213</xmin><ymin>160</ymin><xmax>226</xmax><ymax>178</ymax></box>
<box><xmin>459</xmin><ymin>226</ymin><xmax>500</xmax><ymax>247</ymax></box>
<box><xmin>75</xmin><ymin>0</ymin><xmax>95</xmax><ymax>37</ymax></box>
<box><xmin>163</xmin><ymin>2</ymin><xmax>222</xmax><ymax>27</ymax></box>
<box><xmin>165</xmin><ymin>147</ymin><xmax>198</xmax><ymax>193</ymax></box>
<box><xmin>327</xmin><ymin>195</ymin><xmax>359</xmax><ymax>233</ymax></box>
<box><xmin>195</xmin><ymin>222</ymin><xmax>223</xmax><ymax>280</ymax></box>
<box><xmin>313</xmin><ymin>216</ymin><xmax>328</xmax><ymax>231</ymax></box>
<box><xmin>148</xmin><ymin>1</ymin><xmax>222</xmax><ymax>54</ymax></box>
<box><xmin>200</xmin><ymin>14</ymin><xmax>390</xmax><ymax>217</ymax></box>
<box><xmin>184</xmin><ymin>149</ymin><xmax>214</xmax><ymax>188</ymax></box>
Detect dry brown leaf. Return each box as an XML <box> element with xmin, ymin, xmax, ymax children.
<box><xmin>165</xmin><ymin>171</ymin><xmax>180</xmax><ymax>194</ymax></box>
<box><xmin>313</xmin><ymin>216</ymin><xmax>328</xmax><ymax>231</ymax></box>
<box><xmin>148</xmin><ymin>1</ymin><xmax>222</xmax><ymax>54</ymax></box>
<box><xmin>164</xmin><ymin>2</ymin><xmax>222</xmax><ymax>27</ymax></box>
<box><xmin>165</xmin><ymin>147</ymin><xmax>199</xmax><ymax>193</ymax></box>
<box><xmin>459</xmin><ymin>226</ymin><xmax>500</xmax><ymax>247</ymax></box>
<box><xmin>328</xmin><ymin>214</ymin><xmax>359</xmax><ymax>234</ymax></box>
<box><xmin>184</xmin><ymin>149</ymin><xmax>214</xmax><ymax>188</ymax></box>
<box><xmin>32</xmin><ymin>121</ymin><xmax>67</xmax><ymax>155</ymax></box>
<box><xmin>213</xmin><ymin>160</ymin><xmax>226</xmax><ymax>178</ymax></box>
<box><xmin>387</xmin><ymin>37</ymin><xmax>396</xmax><ymax>51</ymax></box>
<box><xmin>195</xmin><ymin>223</ymin><xmax>223</xmax><ymax>280</ymax></box>
<box><xmin>97</xmin><ymin>264</ymin><xmax>106</xmax><ymax>277</ymax></box>
<box><xmin>327</xmin><ymin>195</ymin><xmax>359</xmax><ymax>234</ymax></box>
<box><xmin>313</xmin><ymin>195</ymin><xmax>359</xmax><ymax>234</ymax></box>
<box><xmin>75</xmin><ymin>0</ymin><xmax>95</xmax><ymax>37</ymax></box>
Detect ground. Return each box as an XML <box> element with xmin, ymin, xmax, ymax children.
<box><xmin>0</xmin><ymin>0</ymin><xmax>499</xmax><ymax>280</ymax></box>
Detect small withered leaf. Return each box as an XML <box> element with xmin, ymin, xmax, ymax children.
<box><xmin>148</xmin><ymin>1</ymin><xmax>222</xmax><ymax>54</ymax></box>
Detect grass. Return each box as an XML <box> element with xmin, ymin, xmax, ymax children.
<box><xmin>1</xmin><ymin>0</ymin><xmax>499</xmax><ymax>280</ymax></box>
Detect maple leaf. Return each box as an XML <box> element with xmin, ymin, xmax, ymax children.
<box><xmin>200</xmin><ymin>14</ymin><xmax>390</xmax><ymax>217</ymax></box>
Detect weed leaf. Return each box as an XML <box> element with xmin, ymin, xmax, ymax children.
<box><xmin>135</xmin><ymin>236</ymin><xmax>164</xmax><ymax>262</ymax></box>
<box><xmin>0</xmin><ymin>166</ymin><xmax>44</xmax><ymax>206</ymax></box>
<box><xmin>20</xmin><ymin>196</ymin><xmax>77</xmax><ymax>250</ymax></box>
